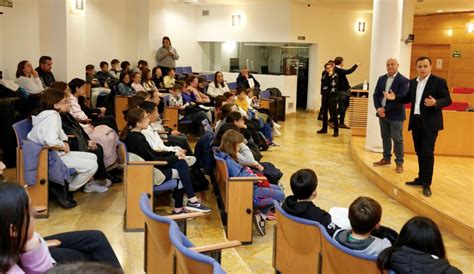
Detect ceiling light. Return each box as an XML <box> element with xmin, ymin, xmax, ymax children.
<box><xmin>436</xmin><ymin>10</ymin><xmax>443</xmax><ymax>13</ymax></box>
<box><xmin>467</xmin><ymin>22</ymin><xmax>474</xmax><ymax>33</ymax></box>
<box><xmin>357</xmin><ymin>21</ymin><xmax>366</xmax><ymax>32</ymax></box>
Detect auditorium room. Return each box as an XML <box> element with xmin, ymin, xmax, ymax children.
<box><xmin>0</xmin><ymin>0</ymin><xmax>473</xmax><ymax>273</ymax></box>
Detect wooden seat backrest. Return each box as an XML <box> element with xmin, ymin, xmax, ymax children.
<box><xmin>115</xmin><ymin>96</ymin><xmax>130</xmax><ymax>132</ymax></box>
<box><xmin>119</xmin><ymin>143</ymin><xmax>154</xmax><ymax>231</ymax></box>
<box><xmin>321</xmin><ymin>231</ymin><xmax>382</xmax><ymax>274</ymax></box>
<box><xmin>143</xmin><ymin>214</ymin><xmax>175</xmax><ymax>274</ymax></box>
<box><xmin>214</xmin><ymin>157</ymin><xmax>229</xmax><ymax>211</ymax></box>
<box><xmin>274</xmin><ymin>209</ymin><xmax>322</xmax><ymax>273</ymax></box>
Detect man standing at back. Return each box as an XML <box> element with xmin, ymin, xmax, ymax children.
<box><xmin>385</xmin><ymin>56</ymin><xmax>452</xmax><ymax>197</ymax></box>
<box><xmin>334</xmin><ymin>56</ymin><xmax>359</xmax><ymax>129</ymax></box>
<box><xmin>372</xmin><ymin>58</ymin><xmax>409</xmax><ymax>173</ymax></box>
<box><xmin>35</xmin><ymin>56</ymin><xmax>56</xmax><ymax>88</ymax></box>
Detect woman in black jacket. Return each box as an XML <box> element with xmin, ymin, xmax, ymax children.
<box><xmin>377</xmin><ymin>216</ymin><xmax>461</xmax><ymax>274</ymax></box>
<box><xmin>317</xmin><ymin>63</ymin><xmax>340</xmax><ymax>137</ymax></box>
<box><xmin>120</xmin><ymin>108</ymin><xmax>211</xmax><ymax>214</ymax></box>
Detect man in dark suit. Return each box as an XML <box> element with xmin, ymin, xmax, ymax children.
<box><xmin>385</xmin><ymin>56</ymin><xmax>452</xmax><ymax>197</ymax></box>
<box><xmin>373</xmin><ymin>58</ymin><xmax>409</xmax><ymax>173</ymax></box>
<box><xmin>334</xmin><ymin>57</ymin><xmax>359</xmax><ymax>128</ymax></box>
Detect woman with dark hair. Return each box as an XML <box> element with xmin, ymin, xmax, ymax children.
<box><xmin>120</xmin><ymin>108</ymin><xmax>211</xmax><ymax>214</ymax></box>
<box><xmin>68</xmin><ymin>78</ymin><xmax>119</xmax><ymax>132</ymax></box>
<box><xmin>16</xmin><ymin>60</ymin><xmax>44</xmax><ymax>94</ymax></box>
<box><xmin>377</xmin><ymin>216</ymin><xmax>461</xmax><ymax>274</ymax></box>
<box><xmin>155</xmin><ymin>36</ymin><xmax>179</xmax><ymax>76</ymax></box>
<box><xmin>0</xmin><ymin>182</ymin><xmax>122</xmax><ymax>273</ymax></box>
<box><xmin>117</xmin><ymin>72</ymin><xmax>134</xmax><ymax>96</ymax></box>
<box><xmin>207</xmin><ymin>71</ymin><xmax>230</xmax><ymax>98</ymax></box>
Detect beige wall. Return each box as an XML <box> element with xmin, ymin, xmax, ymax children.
<box><xmin>289</xmin><ymin>3</ymin><xmax>372</xmax><ymax>110</ymax></box>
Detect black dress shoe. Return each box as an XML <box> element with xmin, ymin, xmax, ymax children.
<box><xmin>405</xmin><ymin>180</ymin><xmax>423</xmax><ymax>187</ymax></box>
<box><xmin>317</xmin><ymin>129</ymin><xmax>327</xmax><ymax>134</ymax></box>
<box><xmin>423</xmin><ymin>187</ymin><xmax>432</xmax><ymax>197</ymax></box>
<box><xmin>333</xmin><ymin>132</ymin><xmax>339</xmax><ymax>137</ymax></box>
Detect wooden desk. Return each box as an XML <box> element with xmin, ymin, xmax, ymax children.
<box><xmin>402</xmin><ymin>109</ymin><xmax>474</xmax><ymax>157</ymax></box>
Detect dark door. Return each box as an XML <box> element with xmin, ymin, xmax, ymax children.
<box><xmin>296</xmin><ymin>58</ymin><xmax>309</xmax><ymax>110</ymax></box>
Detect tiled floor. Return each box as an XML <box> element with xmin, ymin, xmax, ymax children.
<box><xmin>12</xmin><ymin>111</ymin><xmax>473</xmax><ymax>273</ymax></box>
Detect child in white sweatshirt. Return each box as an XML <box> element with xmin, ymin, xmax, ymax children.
<box><xmin>27</xmin><ymin>88</ymin><xmax>106</xmax><ymax>193</ymax></box>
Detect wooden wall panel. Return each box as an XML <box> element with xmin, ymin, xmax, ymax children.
<box><xmin>413</xmin><ymin>12</ymin><xmax>474</xmax><ymax>88</ymax></box>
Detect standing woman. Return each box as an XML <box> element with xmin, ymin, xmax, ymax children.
<box><xmin>317</xmin><ymin>63</ymin><xmax>340</xmax><ymax>137</ymax></box>
<box><xmin>155</xmin><ymin>36</ymin><xmax>179</xmax><ymax>77</ymax></box>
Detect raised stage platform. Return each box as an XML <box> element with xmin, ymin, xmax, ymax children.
<box><xmin>351</xmin><ymin>136</ymin><xmax>474</xmax><ymax>246</ymax></box>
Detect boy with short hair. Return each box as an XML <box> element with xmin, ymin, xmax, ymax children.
<box><xmin>333</xmin><ymin>196</ymin><xmax>391</xmax><ymax>256</ymax></box>
<box><xmin>282</xmin><ymin>169</ymin><xmax>339</xmax><ymax>236</ymax></box>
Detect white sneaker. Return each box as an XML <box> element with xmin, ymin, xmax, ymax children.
<box><xmin>273</xmin><ymin>122</ymin><xmax>281</xmax><ymax>129</ymax></box>
<box><xmin>273</xmin><ymin>128</ymin><xmax>282</xmax><ymax>137</ymax></box>
<box><xmin>185</xmin><ymin>156</ymin><xmax>197</xmax><ymax>167</ymax></box>
<box><xmin>84</xmin><ymin>181</ymin><xmax>109</xmax><ymax>193</ymax></box>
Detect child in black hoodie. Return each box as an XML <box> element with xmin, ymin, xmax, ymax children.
<box><xmin>282</xmin><ymin>169</ymin><xmax>339</xmax><ymax>236</ymax></box>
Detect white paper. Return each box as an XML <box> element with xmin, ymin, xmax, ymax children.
<box><xmin>248</xmin><ymin>78</ymin><xmax>255</xmax><ymax>89</ymax></box>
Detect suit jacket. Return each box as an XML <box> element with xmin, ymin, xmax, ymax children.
<box><xmin>397</xmin><ymin>74</ymin><xmax>451</xmax><ymax>131</ymax></box>
<box><xmin>373</xmin><ymin>73</ymin><xmax>409</xmax><ymax>121</ymax></box>
<box><xmin>334</xmin><ymin>64</ymin><xmax>358</xmax><ymax>91</ymax></box>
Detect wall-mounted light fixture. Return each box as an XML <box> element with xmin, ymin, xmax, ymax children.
<box><xmin>232</xmin><ymin>15</ymin><xmax>241</xmax><ymax>27</ymax></box>
<box><xmin>70</xmin><ymin>0</ymin><xmax>85</xmax><ymax>14</ymax></box>
<box><xmin>357</xmin><ymin>21</ymin><xmax>366</xmax><ymax>32</ymax></box>
<box><xmin>467</xmin><ymin>22</ymin><xmax>474</xmax><ymax>33</ymax></box>
<box><xmin>447</xmin><ymin>28</ymin><xmax>453</xmax><ymax>36</ymax></box>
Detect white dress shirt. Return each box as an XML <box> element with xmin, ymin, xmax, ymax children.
<box><xmin>382</xmin><ymin>72</ymin><xmax>397</xmax><ymax>107</ymax></box>
<box><xmin>414</xmin><ymin>74</ymin><xmax>430</xmax><ymax>115</ymax></box>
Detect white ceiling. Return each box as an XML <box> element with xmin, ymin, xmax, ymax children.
<box><xmin>176</xmin><ymin>0</ymin><xmax>474</xmax><ymax>15</ymax></box>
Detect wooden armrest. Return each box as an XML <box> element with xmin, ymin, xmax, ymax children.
<box><xmin>157</xmin><ymin>130</ymin><xmax>168</xmax><ymax>134</ymax></box>
<box><xmin>165</xmin><ymin>106</ymin><xmax>180</xmax><ymax>110</ymax></box>
<box><xmin>66</xmin><ymin>135</ymin><xmax>76</xmax><ymax>138</ymax></box>
<box><xmin>128</xmin><ymin>161</ymin><xmax>168</xmax><ymax>165</ymax></box>
<box><xmin>161</xmin><ymin>119</ymin><xmax>170</xmax><ymax>122</ymax></box>
<box><xmin>228</xmin><ymin>176</ymin><xmax>266</xmax><ymax>181</ymax></box>
<box><xmin>167</xmin><ymin>211</ymin><xmax>206</xmax><ymax>221</ymax></box>
<box><xmin>46</xmin><ymin>239</ymin><xmax>61</xmax><ymax>248</ymax></box>
<box><xmin>34</xmin><ymin>206</ymin><xmax>47</xmax><ymax>213</ymax></box>
<box><xmin>189</xmin><ymin>240</ymin><xmax>241</xmax><ymax>253</ymax></box>
<box><xmin>260</xmin><ymin>98</ymin><xmax>275</xmax><ymax>102</ymax></box>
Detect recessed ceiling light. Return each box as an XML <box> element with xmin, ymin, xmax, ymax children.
<box><xmin>436</xmin><ymin>10</ymin><xmax>443</xmax><ymax>13</ymax></box>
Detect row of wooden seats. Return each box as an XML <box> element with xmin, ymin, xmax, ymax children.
<box><xmin>273</xmin><ymin>201</ymin><xmax>387</xmax><ymax>274</ymax></box>
<box><xmin>140</xmin><ymin>193</ymin><xmax>240</xmax><ymax>274</ymax></box>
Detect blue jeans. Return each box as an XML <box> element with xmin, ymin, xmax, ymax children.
<box><xmin>379</xmin><ymin>118</ymin><xmax>404</xmax><ymax>164</ymax></box>
<box><xmin>253</xmin><ymin>184</ymin><xmax>285</xmax><ymax>214</ymax></box>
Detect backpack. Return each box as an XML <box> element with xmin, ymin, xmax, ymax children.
<box><xmin>268</xmin><ymin>87</ymin><xmax>282</xmax><ymax>97</ymax></box>
<box><xmin>194</xmin><ymin>130</ymin><xmax>215</xmax><ymax>174</ymax></box>
<box><xmin>260</xmin><ymin>162</ymin><xmax>283</xmax><ymax>185</ymax></box>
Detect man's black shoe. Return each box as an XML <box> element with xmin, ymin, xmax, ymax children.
<box><xmin>423</xmin><ymin>187</ymin><xmax>432</xmax><ymax>197</ymax></box>
<box><xmin>405</xmin><ymin>180</ymin><xmax>423</xmax><ymax>187</ymax></box>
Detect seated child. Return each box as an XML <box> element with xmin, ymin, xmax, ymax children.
<box><xmin>0</xmin><ymin>182</ymin><xmax>122</xmax><ymax>273</ymax></box>
<box><xmin>120</xmin><ymin>108</ymin><xmax>210</xmax><ymax>214</ymax></box>
<box><xmin>168</xmin><ymin>83</ymin><xmax>211</xmax><ymax>134</ymax></box>
<box><xmin>27</xmin><ymin>88</ymin><xmax>99</xmax><ymax>196</ymax></box>
<box><xmin>282</xmin><ymin>169</ymin><xmax>339</xmax><ymax>236</ymax></box>
<box><xmin>333</xmin><ymin>196</ymin><xmax>391</xmax><ymax>256</ymax></box>
<box><xmin>214</xmin><ymin>130</ymin><xmax>284</xmax><ymax>236</ymax></box>
<box><xmin>140</xmin><ymin>101</ymin><xmax>196</xmax><ymax>167</ymax></box>
<box><xmin>377</xmin><ymin>216</ymin><xmax>461</xmax><ymax>274</ymax></box>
